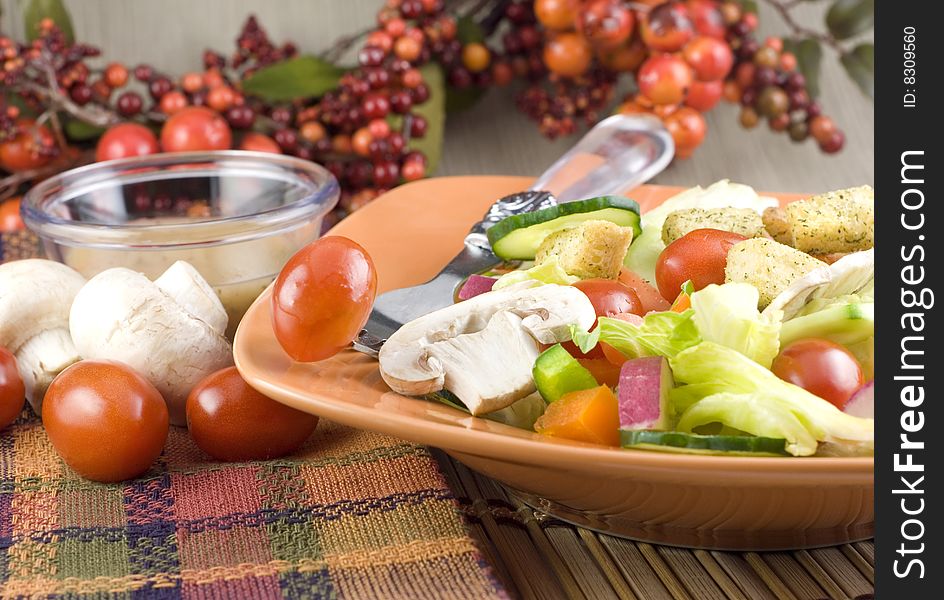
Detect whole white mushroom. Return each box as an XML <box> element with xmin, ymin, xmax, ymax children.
<box><xmin>69</xmin><ymin>261</ymin><xmax>233</xmax><ymax>425</ymax></box>
<box><xmin>0</xmin><ymin>259</ymin><xmax>86</xmax><ymax>412</ymax></box>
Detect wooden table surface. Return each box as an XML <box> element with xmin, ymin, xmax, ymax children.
<box><xmin>0</xmin><ymin>0</ymin><xmax>873</xmax><ymax>193</ymax></box>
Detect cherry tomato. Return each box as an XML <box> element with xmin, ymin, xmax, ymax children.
<box><xmin>577</xmin><ymin>358</ymin><xmax>622</xmax><ymax>387</ymax></box>
<box><xmin>0</xmin><ymin>121</ymin><xmax>54</xmax><ymax>172</ymax></box>
<box><xmin>637</xmin><ymin>55</ymin><xmax>693</xmax><ymax>105</ymax></box>
<box><xmin>238</xmin><ymin>132</ymin><xmax>282</xmax><ymax>153</ymax></box>
<box><xmin>0</xmin><ymin>197</ymin><xmax>25</xmax><ymax>233</ymax></box>
<box><xmin>655</xmin><ymin>229</ymin><xmax>747</xmax><ymax>301</ymax></box>
<box><xmin>600</xmin><ymin>312</ymin><xmax>643</xmax><ymax>365</ymax></box>
<box><xmin>95</xmin><ymin>123</ymin><xmax>160</xmax><ymax>162</ymax></box>
<box><xmin>42</xmin><ymin>360</ymin><xmax>168</xmax><ymax>482</ymax></box>
<box><xmin>573</xmin><ymin>278</ymin><xmax>644</xmax><ymax>318</ymax></box>
<box><xmin>187</xmin><ymin>366</ymin><xmax>319</xmax><ymax>461</ymax></box>
<box><xmin>771</xmin><ymin>339</ymin><xmax>864</xmax><ymax>409</ymax></box>
<box><xmin>272</xmin><ymin>236</ymin><xmax>378</xmax><ymax>362</ymax></box>
<box><xmin>565</xmin><ymin>280</ymin><xmax>643</xmax><ymax>359</ymax></box>
<box><xmin>0</xmin><ymin>347</ymin><xmax>25</xmax><ymax>429</ymax></box>
<box><xmin>617</xmin><ymin>268</ymin><xmax>671</xmax><ymax>313</ymax></box>
<box><xmin>160</xmin><ymin>106</ymin><xmax>232</xmax><ymax>152</ymax></box>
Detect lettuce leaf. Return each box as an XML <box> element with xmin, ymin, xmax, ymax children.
<box><xmin>677</xmin><ymin>392</ymin><xmax>818</xmax><ymax>456</ymax></box>
<box><xmin>493</xmin><ymin>255</ymin><xmax>579</xmax><ymax>290</ymax></box>
<box><xmin>571</xmin><ymin>310</ymin><xmax>701</xmax><ymax>360</ymax></box>
<box><xmin>670</xmin><ymin>342</ymin><xmax>873</xmax><ymax>456</ymax></box>
<box><xmin>690</xmin><ymin>283</ymin><xmax>782</xmax><ymax>368</ymax></box>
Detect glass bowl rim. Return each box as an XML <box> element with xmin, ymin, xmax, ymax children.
<box><xmin>22</xmin><ymin>150</ymin><xmax>340</xmax><ymax>249</ymax></box>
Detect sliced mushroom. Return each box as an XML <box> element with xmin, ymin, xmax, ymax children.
<box><xmin>379</xmin><ymin>283</ymin><xmax>595</xmax><ymax>415</ymax></box>
<box><xmin>0</xmin><ymin>259</ymin><xmax>86</xmax><ymax>411</ymax></box>
<box><xmin>69</xmin><ymin>262</ymin><xmax>232</xmax><ymax>425</ymax></box>
<box><xmin>764</xmin><ymin>249</ymin><xmax>874</xmax><ymax>319</ymax></box>
<box><xmin>427</xmin><ymin>311</ymin><xmax>541</xmax><ymax>415</ymax></box>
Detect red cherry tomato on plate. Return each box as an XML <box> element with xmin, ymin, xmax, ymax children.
<box><xmin>655</xmin><ymin>228</ymin><xmax>747</xmax><ymax>301</ymax></box>
<box><xmin>187</xmin><ymin>366</ymin><xmax>319</xmax><ymax>461</ymax></box>
<box><xmin>160</xmin><ymin>106</ymin><xmax>232</xmax><ymax>152</ymax></box>
<box><xmin>566</xmin><ymin>281</ymin><xmax>643</xmax><ymax>360</ymax></box>
<box><xmin>42</xmin><ymin>360</ymin><xmax>168</xmax><ymax>482</ymax></box>
<box><xmin>617</xmin><ymin>268</ymin><xmax>671</xmax><ymax>313</ymax></box>
<box><xmin>771</xmin><ymin>339</ymin><xmax>864</xmax><ymax>409</ymax></box>
<box><xmin>95</xmin><ymin>122</ymin><xmax>160</xmax><ymax>162</ymax></box>
<box><xmin>0</xmin><ymin>347</ymin><xmax>25</xmax><ymax>429</ymax></box>
<box><xmin>272</xmin><ymin>236</ymin><xmax>378</xmax><ymax>362</ymax></box>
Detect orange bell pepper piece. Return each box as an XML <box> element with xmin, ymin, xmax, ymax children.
<box><xmin>534</xmin><ymin>385</ymin><xmax>620</xmax><ymax>447</ymax></box>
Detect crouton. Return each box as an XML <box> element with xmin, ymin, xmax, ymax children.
<box><xmin>535</xmin><ymin>220</ymin><xmax>633</xmax><ymax>280</ymax></box>
<box><xmin>763</xmin><ymin>206</ymin><xmax>794</xmax><ymax>246</ymax></box>
<box><xmin>725</xmin><ymin>238</ymin><xmax>826</xmax><ymax>308</ymax></box>
<box><xmin>661</xmin><ymin>207</ymin><xmax>766</xmax><ymax>245</ymax></box>
<box><xmin>785</xmin><ymin>185</ymin><xmax>874</xmax><ymax>254</ymax></box>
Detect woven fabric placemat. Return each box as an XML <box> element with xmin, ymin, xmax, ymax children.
<box><xmin>0</xmin><ymin>231</ymin><xmax>506</xmax><ymax>599</ymax></box>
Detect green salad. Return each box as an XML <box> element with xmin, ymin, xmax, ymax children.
<box><xmin>377</xmin><ymin>180</ymin><xmax>875</xmax><ymax>457</ymax></box>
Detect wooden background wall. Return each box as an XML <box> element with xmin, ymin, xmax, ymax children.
<box><xmin>0</xmin><ymin>0</ymin><xmax>873</xmax><ymax>193</ymax></box>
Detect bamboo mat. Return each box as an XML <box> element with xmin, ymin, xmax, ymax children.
<box><xmin>433</xmin><ymin>451</ymin><xmax>875</xmax><ymax>600</ymax></box>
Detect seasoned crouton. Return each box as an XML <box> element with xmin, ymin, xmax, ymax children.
<box><xmin>763</xmin><ymin>206</ymin><xmax>794</xmax><ymax>246</ymax></box>
<box><xmin>535</xmin><ymin>219</ymin><xmax>633</xmax><ymax>280</ymax></box>
<box><xmin>725</xmin><ymin>238</ymin><xmax>826</xmax><ymax>308</ymax></box>
<box><xmin>661</xmin><ymin>208</ymin><xmax>766</xmax><ymax>245</ymax></box>
<box><xmin>785</xmin><ymin>185</ymin><xmax>874</xmax><ymax>254</ymax></box>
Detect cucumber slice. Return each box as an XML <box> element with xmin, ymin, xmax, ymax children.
<box><xmin>533</xmin><ymin>344</ymin><xmax>599</xmax><ymax>403</ymax></box>
<box><xmin>487</xmin><ymin>196</ymin><xmax>642</xmax><ymax>260</ymax></box>
<box><xmin>620</xmin><ymin>430</ymin><xmax>789</xmax><ymax>456</ymax></box>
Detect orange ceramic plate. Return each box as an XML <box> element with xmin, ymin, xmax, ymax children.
<box><xmin>235</xmin><ymin>176</ymin><xmax>873</xmax><ymax>550</ymax></box>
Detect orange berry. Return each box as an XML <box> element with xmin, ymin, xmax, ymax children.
<box><xmin>366</xmin><ymin>119</ymin><xmax>390</xmax><ymax>139</ymax></box>
<box><xmin>394</xmin><ymin>36</ymin><xmax>422</xmax><ymax>62</ymax></box>
<box><xmin>809</xmin><ymin>116</ymin><xmax>837</xmax><ymax>144</ymax></box>
<box><xmin>664</xmin><ymin>106</ymin><xmax>706</xmax><ymax>152</ymax></box>
<box><xmin>181</xmin><ymin>72</ymin><xmax>204</xmax><ymax>93</ymax></box>
<box><xmin>332</xmin><ymin>134</ymin><xmax>353</xmax><ymax>154</ymax></box>
<box><xmin>637</xmin><ymin>55</ymin><xmax>693</xmax><ymax>105</ymax></box>
<box><xmin>352</xmin><ymin>128</ymin><xmax>373</xmax><ymax>157</ymax></box>
<box><xmin>300</xmin><ymin>121</ymin><xmax>327</xmax><ymax>143</ymax></box>
<box><xmin>492</xmin><ymin>61</ymin><xmax>514</xmax><ymax>86</ymax></box>
<box><xmin>596</xmin><ymin>40</ymin><xmax>647</xmax><ymax>72</ymax></box>
<box><xmin>207</xmin><ymin>86</ymin><xmax>235</xmax><ymax>112</ymax></box>
<box><xmin>462</xmin><ymin>43</ymin><xmax>491</xmax><ymax>73</ymax></box>
<box><xmin>204</xmin><ymin>69</ymin><xmax>225</xmax><ymax>89</ymax></box>
<box><xmin>779</xmin><ymin>52</ymin><xmax>797</xmax><ymax>72</ymax></box>
<box><xmin>764</xmin><ymin>36</ymin><xmax>784</xmax><ymax>52</ymax></box>
<box><xmin>535</xmin><ymin>0</ymin><xmax>577</xmax><ymax>31</ymax></box>
<box><xmin>159</xmin><ymin>90</ymin><xmax>188</xmax><ymax>114</ymax></box>
<box><xmin>103</xmin><ymin>63</ymin><xmax>128</xmax><ymax>88</ymax></box>
<box><xmin>543</xmin><ymin>33</ymin><xmax>592</xmax><ymax>77</ymax></box>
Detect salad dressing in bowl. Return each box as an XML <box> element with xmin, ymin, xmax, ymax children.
<box><xmin>23</xmin><ymin>151</ymin><xmax>339</xmax><ymax>337</ymax></box>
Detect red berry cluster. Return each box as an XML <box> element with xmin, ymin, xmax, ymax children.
<box><xmin>722</xmin><ymin>7</ymin><xmax>845</xmax><ymax>153</ymax></box>
<box><xmin>3</xmin><ymin>1</ymin><xmax>849</xmax><ymax>220</ymax></box>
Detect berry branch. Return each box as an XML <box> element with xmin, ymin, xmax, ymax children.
<box><xmin>2</xmin><ymin>0</ymin><xmax>869</xmax><ymax>232</ymax></box>
<box><xmin>761</xmin><ymin>0</ymin><xmax>844</xmax><ymax>53</ymax></box>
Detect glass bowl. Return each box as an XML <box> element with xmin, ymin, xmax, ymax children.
<box><xmin>22</xmin><ymin>151</ymin><xmax>340</xmax><ymax>337</ymax></box>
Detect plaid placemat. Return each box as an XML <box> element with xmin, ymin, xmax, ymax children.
<box><xmin>0</xmin><ymin>231</ymin><xmax>507</xmax><ymax>599</ymax></box>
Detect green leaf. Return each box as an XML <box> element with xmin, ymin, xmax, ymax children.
<box><xmin>793</xmin><ymin>38</ymin><xmax>823</xmax><ymax>98</ymax></box>
<box><xmin>63</xmin><ymin>118</ymin><xmax>106</xmax><ymax>141</ymax></box>
<box><xmin>840</xmin><ymin>43</ymin><xmax>874</xmax><ymax>98</ymax></box>
<box><xmin>825</xmin><ymin>0</ymin><xmax>874</xmax><ymax>40</ymax></box>
<box><xmin>23</xmin><ymin>0</ymin><xmax>74</xmax><ymax>43</ymax></box>
<box><xmin>410</xmin><ymin>64</ymin><xmax>446</xmax><ymax>174</ymax></box>
<box><xmin>241</xmin><ymin>56</ymin><xmax>344</xmax><ymax>102</ymax></box>
<box><xmin>731</xmin><ymin>0</ymin><xmax>758</xmax><ymax>13</ymax></box>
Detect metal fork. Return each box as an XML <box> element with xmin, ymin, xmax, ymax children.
<box><xmin>353</xmin><ymin>114</ymin><xmax>674</xmax><ymax>356</ymax></box>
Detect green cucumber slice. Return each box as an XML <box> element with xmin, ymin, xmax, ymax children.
<box><xmin>620</xmin><ymin>430</ymin><xmax>790</xmax><ymax>456</ymax></box>
<box><xmin>533</xmin><ymin>344</ymin><xmax>599</xmax><ymax>403</ymax></box>
<box><xmin>487</xmin><ymin>196</ymin><xmax>642</xmax><ymax>260</ymax></box>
